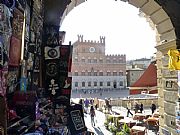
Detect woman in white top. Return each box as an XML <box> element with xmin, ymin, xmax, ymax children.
<box><xmin>127</xmin><ymin>100</ymin><xmax>133</xmax><ymax>117</ymax></box>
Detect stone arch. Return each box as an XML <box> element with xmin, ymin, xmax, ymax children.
<box><xmin>54</xmin><ymin>0</ymin><xmax>180</xmax><ymax>134</ymax></box>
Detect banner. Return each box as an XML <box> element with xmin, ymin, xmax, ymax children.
<box><xmin>44</xmin><ymin>25</ymin><xmax>59</xmax><ymax>46</ymax></box>
<box><xmin>9</xmin><ymin>36</ymin><xmax>21</xmax><ymax>66</ymax></box>
<box><xmin>47</xmin><ymin>78</ymin><xmax>60</xmax><ymax>96</ymax></box>
<box><xmin>44</xmin><ymin>46</ymin><xmax>60</xmax><ymax>59</ymax></box>
<box><xmin>12</xmin><ymin>8</ymin><xmax>23</xmax><ymax>39</ymax></box>
<box><xmin>59</xmin><ymin>45</ymin><xmax>73</xmax><ymax>76</ymax></box>
<box><xmin>45</xmin><ymin>60</ymin><xmax>59</xmax><ymax>77</ymax></box>
<box><xmin>168</xmin><ymin>49</ymin><xmax>180</xmax><ymax>70</ymax></box>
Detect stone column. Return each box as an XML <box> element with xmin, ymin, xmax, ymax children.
<box><xmin>156</xmin><ymin>40</ymin><xmax>179</xmax><ymax>135</ymax></box>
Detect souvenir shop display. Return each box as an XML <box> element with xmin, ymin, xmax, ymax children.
<box><xmin>0</xmin><ymin>4</ymin><xmax>12</xmax><ymax>34</ymax></box>
<box><xmin>1</xmin><ymin>0</ymin><xmax>44</xmax><ymax>134</ymax></box>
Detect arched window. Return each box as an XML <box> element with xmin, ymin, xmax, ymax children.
<box><xmin>82</xmin><ymin>82</ymin><xmax>85</xmax><ymax>87</ymax></box>
<box><xmin>74</xmin><ymin>71</ymin><xmax>78</xmax><ymax>76</ymax></box>
<box><xmin>75</xmin><ymin>82</ymin><xmax>78</xmax><ymax>87</ymax></box>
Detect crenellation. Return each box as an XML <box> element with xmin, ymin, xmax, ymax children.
<box><xmin>100</xmin><ymin>36</ymin><xmax>106</xmax><ymax>44</ymax></box>
<box><xmin>77</xmin><ymin>34</ymin><xmax>84</xmax><ymax>42</ymax></box>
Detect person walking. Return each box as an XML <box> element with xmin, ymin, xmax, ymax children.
<box><xmin>151</xmin><ymin>103</ymin><xmax>156</xmax><ymax>114</ymax></box>
<box><xmin>126</xmin><ymin>100</ymin><xmax>133</xmax><ymax>117</ymax></box>
<box><xmin>90</xmin><ymin>105</ymin><xmax>96</xmax><ymax>126</ymax></box>
<box><xmin>134</xmin><ymin>101</ymin><xmax>140</xmax><ymax>114</ymax></box>
<box><xmin>140</xmin><ymin>103</ymin><xmax>144</xmax><ymax>113</ymax></box>
<box><xmin>84</xmin><ymin>98</ymin><xmax>89</xmax><ymax>114</ymax></box>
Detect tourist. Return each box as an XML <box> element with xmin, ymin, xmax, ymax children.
<box><xmin>90</xmin><ymin>105</ymin><xmax>96</xmax><ymax>126</ymax></box>
<box><xmin>84</xmin><ymin>98</ymin><xmax>89</xmax><ymax>114</ymax></box>
<box><xmin>126</xmin><ymin>100</ymin><xmax>133</xmax><ymax>117</ymax></box>
<box><xmin>134</xmin><ymin>101</ymin><xmax>140</xmax><ymax>114</ymax></box>
<box><xmin>140</xmin><ymin>103</ymin><xmax>144</xmax><ymax>113</ymax></box>
<box><xmin>150</xmin><ymin>103</ymin><xmax>156</xmax><ymax>114</ymax></box>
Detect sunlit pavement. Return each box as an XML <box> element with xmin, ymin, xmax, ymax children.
<box><xmin>84</xmin><ymin>110</ymin><xmax>112</xmax><ymax>135</ymax></box>
<box><xmin>72</xmin><ymin>98</ymin><xmax>158</xmax><ymax>135</ymax></box>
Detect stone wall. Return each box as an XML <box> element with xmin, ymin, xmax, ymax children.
<box><xmin>110</xmin><ymin>98</ymin><xmax>158</xmax><ymax>108</ymax></box>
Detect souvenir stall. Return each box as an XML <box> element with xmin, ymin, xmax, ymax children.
<box><xmin>0</xmin><ymin>0</ymin><xmax>44</xmax><ymax>135</ymax></box>
<box><xmin>0</xmin><ymin>0</ymin><xmax>87</xmax><ymax>134</ymax></box>
<box><xmin>32</xmin><ymin>24</ymin><xmax>87</xmax><ymax>135</ymax></box>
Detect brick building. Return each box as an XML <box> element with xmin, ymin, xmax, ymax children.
<box><xmin>71</xmin><ymin>35</ymin><xmax>127</xmax><ymax>92</ymax></box>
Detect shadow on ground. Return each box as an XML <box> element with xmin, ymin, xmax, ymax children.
<box><xmin>93</xmin><ymin>126</ymin><xmax>104</xmax><ymax>135</ymax></box>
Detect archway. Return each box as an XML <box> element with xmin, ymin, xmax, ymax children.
<box><xmin>42</xmin><ymin>0</ymin><xmax>180</xmax><ymax>134</ymax></box>
<box><xmin>49</xmin><ymin>0</ymin><xmax>178</xmax><ymax>134</ymax></box>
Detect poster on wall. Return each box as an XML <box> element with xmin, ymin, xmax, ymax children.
<box><xmin>176</xmin><ymin>71</ymin><xmax>180</xmax><ymax>133</ymax></box>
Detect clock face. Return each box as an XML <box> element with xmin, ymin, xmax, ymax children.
<box><xmin>89</xmin><ymin>47</ymin><xmax>95</xmax><ymax>53</ymax></box>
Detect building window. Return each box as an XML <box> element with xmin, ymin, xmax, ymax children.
<box><xmin>88</xmin><ymin>82</ymin><xmax>91</xmax><ymax>87</ymax></box>
<box><xmin>88</xmin><ymin>59</ymin><xmax>91</xmax><ymax>63</ymax></box>
<box><xmin>75</xmin><ymin>82</ymin><xmax>78</xmax><ymax>87</ymax></box>
<box><xmin>94</xmin><ymin>72</ymin><xmax>97</xmax><ymax>76</ymax></box>
<box><xmin>74</xmin><ymin>72</ymin><xmax>78</xmax><ymax>76</ymax></box>
<box><xmin>99</xmin><ymin>72</ymin><xmax>103</xmax><ymax>76</ymax></box>
<box><xmin>119</xmin><ymin>72</ymin><xmax>123</xmax><ymax>76</ymax></box>
<box><xmin>74</xmin><ymin>58</ymin><xmax>78</xmax><ymax>62</ymax></box>
<box><xmin>120</xmin><ymin>81</ymin><xmax>123</xmax><ymax>86</ymax></box>
<box><xmin>94</xmin><ymin>82</ymin><xmax>97</xmax><ymax>86</ymax></box>
<box><xmin>107</xmin><ymin>82</ymin><xmax>111</xmax><ymax>86</ymax></box>
<box><xmin>88</xmin><ymin>72</ymin><xmax>91</xmax><ymax>76</ymax></box>
<box><xmin>93</xmin><ymin>59</ymin><xmax>97</xmax><ymax>63</ymax></box>
<box><xmin>106</xmin><ymin>59</ymin><xmax>111</xmax><ymax>63</ymax></box>
<box><xmin>82</xmin><ymin>82</ymin><xmax>85</xmax><ymax>87</ymax></box>
<box><xmin>113</xmin><ymin>82</ymin><xmax>117</xmax><ymax>88</ymax></box>
<box><xmin>99</xmin><ymin>59</ymin><xmax>103</xmax><ymax>63</ymax></box>
<box><xmin>113</xmin><ymin>72</ymin><xmax>117</xmax><ymax>76</ymax></box>
<box><xmin>107</xmin><ymin>72</ymin><xmax>111</xmax><ymax>76</ymax></box>
<box><xmin>81</xmin><ymin>72</ymin><xmax>85</xmax><ymax>76</ymax></box>
<box><xmin>100</xmin><ymin>82</ymin><xmax>103</xmax><ymax>86</ymax></box>
<box><xmin>82</xmin><ymin>58</ymin><xmax>85</xmax><ymax>63</ymax></box>
<box><xmin>119</xmin><ymin>59</ymin><xmax>122</xmax><ymax>63</ymax></box>
<box><xmin>113</xmin><ymin>59</ymin><xmax>117</xmax><ymax>63</ymax></box>
<box><xmin>82</xmin><ymin>48</ymin><xmax>85</xmax><ymax>52</ymax></box>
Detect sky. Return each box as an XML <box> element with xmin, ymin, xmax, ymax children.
<box><xmin>60</xmin><ymin>0</ymin><xmax>157</xmax><ymax>60</ymax></box>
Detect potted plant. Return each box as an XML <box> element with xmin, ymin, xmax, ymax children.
<box><xmin>104</xmin><ymin>121</ymin><xmax>109</xmax><ymax>129</ymax></box>
<box><xmin>116</xmin><ymin>123</ymin><xmax>130</xmax><ymax>135</ymax></box>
